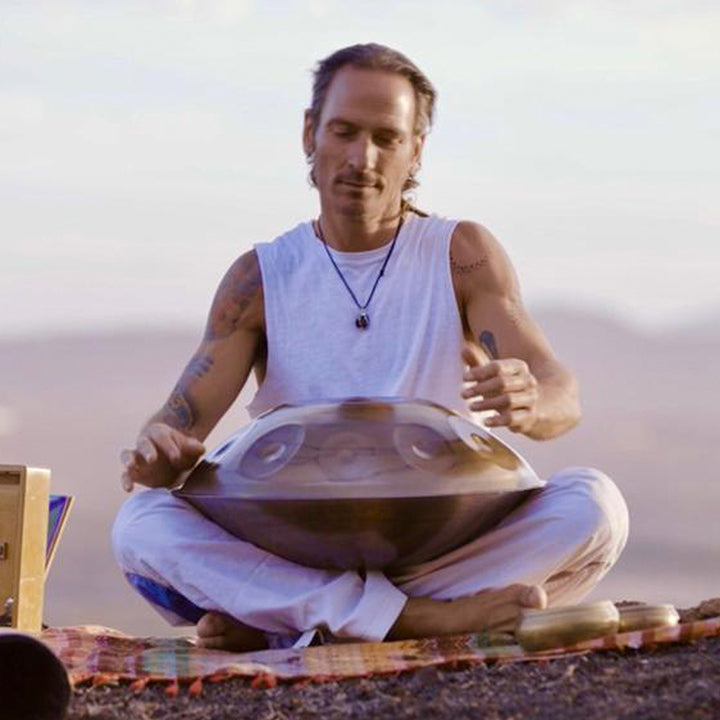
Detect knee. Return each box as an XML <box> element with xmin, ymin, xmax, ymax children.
<box><xmin>111</xmin><ymin>489</ymin><xmax>170</xmax><ymax>568</ymax></box>
<box><xmin>547</xmin><ymin>467</ymin><xmax>629</xmax><ymax>561</ymax></box>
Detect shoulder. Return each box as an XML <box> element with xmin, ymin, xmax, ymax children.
<box><xmin>449</xmin><ymin>220</ymin><xmax>518</xmax><ymax>299</ymax></box>
<box><xmin>256</xmin><ymin>222</ymin><xmax>312</xmax><ymax>262</ymax></box>
<box><xmin>205</xmin><ymin>250</ymin><xmax>264</xmax><ymax>340</ymax></box>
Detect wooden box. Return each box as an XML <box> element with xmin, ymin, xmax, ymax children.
<box><xmin>0</xmin><ymin>465</ymin><xmax>51</xmax><ymax>632</ymax></box>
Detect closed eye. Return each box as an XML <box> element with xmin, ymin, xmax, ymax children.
<box><xmin>374</xmin><ymin>131</ymin><xmax>403</xmax><ymax>148</ymax></box>
<box><xmin>328</xmin><ymin>121</ymin><xmax>357</xmax><ymax>139</ymax></box>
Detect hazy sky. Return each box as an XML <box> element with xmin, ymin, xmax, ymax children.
<box><xmin>2</xmin><ymin>0</ymin><xmax>718</xmax><ymax>339</ymax></box>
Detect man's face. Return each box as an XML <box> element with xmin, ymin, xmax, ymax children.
<box><xmin>303</xmin><ymin>66</ymin><xmax>424</xmax><ymax>220</ymax></box>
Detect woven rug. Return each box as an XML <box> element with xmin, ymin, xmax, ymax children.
<box><xmin>37</xmin><ymin>615</ymin><xmax>720</xmax><ymax>694</ymax></box>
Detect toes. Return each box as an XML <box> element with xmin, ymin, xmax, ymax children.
<box><xmin>196</xmin><ymin>612</ymin><xmax>269</xmax><ymax>652</ymax></box>
<box><xmin>520</xmin><ymin>585</ymin><xmax>547</xmax><ymax>609</ymax></box>
<box><xmin>197</xmin><ymin>612</ymin><xmax>231</xmax><ymax>638</ymax></box>
<box><xmin>487</xmin><ymin>601</ymin><xmax>523</xmax><ymax>630</ymax></box>
<box><xmin>489</xmin><ymin>585</ymin><xmax>547</xmax><ymax>630</ymax></box>
<box><xmin>498</xmin><ymin>583</ymin><xmax>547</xmax><ymax>609</ymax></box>
<box><xmin>196</xmin><ymin>635</ymin><xmax>226</xmax><ymax>650</ymax></box>
<box><xmin>471</xmin><ymin>584</ymin><xmax>548</xmax><ymax>630</ymax></box>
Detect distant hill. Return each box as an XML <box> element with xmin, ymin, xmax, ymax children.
<box><xmin>1</xmin><ymin>309</ymin><xmax>717</xmax><ymax>636</ymax></box>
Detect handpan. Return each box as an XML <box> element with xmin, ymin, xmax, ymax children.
<box><xmin>174</xmin><ymin>397</ymin><xmax>544</xmax><ymax>571</ymax></box>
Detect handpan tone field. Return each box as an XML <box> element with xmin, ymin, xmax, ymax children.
<box><xmin>175</xmin><ymin>398</ymin><xmax>544</xmax><ymax>571</ymax></box>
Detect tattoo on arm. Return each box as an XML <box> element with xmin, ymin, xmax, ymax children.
<box><xmin>450</xmin><ymin>251</ymin><xmax>488</xmax><ymax>276</ymax></box>
<box><xmin>206</xmin><ymin>253</ymin><xmax>262</xmax><ymax>340</ymax></box>
<box><xmin>164</xmin><ymin>390</ymin><xmax>196</xmax><ymax>430</ymax></box>
<box><xmin>161</xmin><ymin>354</ymin><xmax>214</xmax><ymax>430</ymax></box>
<box><xmin>186</xmin><ymin>354</ymin><xmax>214</xmax><ymax>380</ymax></box>
<box><xmin>479</xmin><ymin>330</ymin><xmax>499</xmax><ymax>360</ymax></box>
<box><xmin>506</xmin><ymin>296</ymin><xmax>524</xmax><ymax>329</ymax></box>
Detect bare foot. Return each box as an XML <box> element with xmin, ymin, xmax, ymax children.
<box><xmin>387</xmin><ymin>583</ymin><xmax>547</xmax><ymax>640</ymax></box>
<box><xmin>196</xmin><ymin>612</ymin><xmax>269</xmax><ymax>652</ymax></box>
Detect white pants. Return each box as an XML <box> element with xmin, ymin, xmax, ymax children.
<box><xmin>112</xmin><ymin>467</ymin><xmax>628</xmax><ymax>647</ymax></box>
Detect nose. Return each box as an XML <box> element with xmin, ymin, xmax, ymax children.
<box><xmin>347</xmin><ymin>134</ymin><xmax>377</xmax><ymax>173</ymax></box>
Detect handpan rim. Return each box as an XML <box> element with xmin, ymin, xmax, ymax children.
<box><xmin>178</xmin><ymin>462</ymin><xmax>544</xmax><ymax>500</ymax></box>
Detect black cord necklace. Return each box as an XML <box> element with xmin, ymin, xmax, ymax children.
<box><xmin>315</xmin><ymin>217</ymin><xmax>403</xmax><ymax>329</ymax></box>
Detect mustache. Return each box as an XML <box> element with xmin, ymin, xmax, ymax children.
<box><xmin>336</xmin><ymin>172</ymin><xmax>379</xmax><ymax>186</ymax></box>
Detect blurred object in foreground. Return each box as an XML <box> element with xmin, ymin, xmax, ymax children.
<box><xmin>0</xmin><ymin>631</ymin><xmax>71</xmax><ymax>720</ymax></box>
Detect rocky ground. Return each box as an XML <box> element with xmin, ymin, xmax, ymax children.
<box><xmin>67</xmin><ymin>601</ymin><xmax>720</xmax><ymax>720</ymax></box>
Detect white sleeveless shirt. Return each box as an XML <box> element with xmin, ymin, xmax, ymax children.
<box><xmin>247</xmin><ymin>212</ymin><xmax>472</xmax><ymax>420</ymax></box>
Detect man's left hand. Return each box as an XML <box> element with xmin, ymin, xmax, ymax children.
<box><xmin>461</xmin><ymin>345</ymin><xmax>539</xmax><ymax>434</ymax></box>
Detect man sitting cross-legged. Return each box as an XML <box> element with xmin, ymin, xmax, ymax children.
<box><xmin>113</xmin><ymin>43</ymin><xmax>628</xmax><ymax>651</ymax></box>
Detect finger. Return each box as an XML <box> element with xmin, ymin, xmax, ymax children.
<box><xmin>120</xmin><ymin>449</ymin><xmax>144</xmax><ymax>478</ymax></box>
<box><xmin>461</xmin><ymin>342</ymin><xmax>486</xmax><ymax>369</ymax></box>
<box><xmin>168</xmin><ymin>432</ymin><xmax>205</xmax><ymax>468</ymax></box>
<box><xmin>172</xmin><ymin>439</ymin><xmax>202</xmax><ymax>470</ymax></box>
<box><xmin>485</xmin><ymin>409</ymin><xmax>512</xmax><ymax>428</ymax></box>
<box><xmin>463</xmin><ymin>362</ymin><xmax>498</xmax><ymax>383</ymax></box>
<box><xmin>148</xmin><ymin>424</ymin><xmax>198</xmax><ymax>466</ymax></box>
<box><xmin>463</xmin><ymin>359</ymin><xmax>512</xmax><ymax>383</ymax></box>
<box><xmin>485</xmin><ymin>408</ymin><xmax>535</xmax><ymax>433</ymax></box>
<box><xmin>463</xmin><ymin>358</ymin><xmax>531</xmax><ymax>384</ymax></box>
<box><xmin>121</xmin><ymin>471</ymin><xmax>134</xmax><ymax>493</ymax></box>
<box><xmin>136</xmin><ymin>436</ymin><xmax>158</xmax><ymax>464</ymax></box>
<box><xmin>146</xmin><ymin>424</ymin><xmax>183</xmax><ymax>464</ymax></box>
<box><xmin>461</xmin><ymin>374</ymin><xmax>528</xmax><ymax>399</ymax></box>
<box><xmin>120</xmin><ymin>448</ymin><xmax>138</xmax><ymax>468</ymax></box>
<box><xmin>469</xmin><ymin>391</ymin><xmax>535</xmax><ymax>413</ymax></box>
<box><xmin>177</xmin><ymin>433</ymin><xmax>205</xmax><ymax>457</ymax></box>
<box><xmin>505</xmin><ymin>358</ymin><xmax>530</xmax><ymax>377</ymax></box>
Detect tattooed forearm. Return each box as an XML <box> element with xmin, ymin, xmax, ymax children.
<box><xmin>160</xmin><ymin>354</ymin><xmax>214</xmax><ymax>430</ymax></box>
<box><xmin>450</xmin><ymin>251</ymin><xmax>488</xmax><ymax>276</ymax></box>
<box><xmin>479</xmin><ymin>330</ymin><xmax>499</xmax><ymax>359</ymax></box>
<box><xmin>187</xmin><ymin>354</ymin><xmax>214</xmax><ymax>381</ymax></box>
<box><xmin>206</xmin><ymin>252</ymin><xmax>262</xmax><ymax>340</ymax></box>
<box><xmin>163</xmin><ymin>388</ymin><xmax>196</xmax><ymax>430</ymax></box>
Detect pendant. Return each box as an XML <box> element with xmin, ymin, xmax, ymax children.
<box><xmin>355</xmin><ymin>312</ymin><xmax>369</xmax><ymax>329</ymax></box>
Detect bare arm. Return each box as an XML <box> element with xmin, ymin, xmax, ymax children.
<box><xmin>121</xmin><ymin>250</ymin><xmax>264</xmax><ymax>490</ymax></box>
<box><xmin>451</xmin><ymin>221</ymin><xmax>581</xmax><ymax>440</ymax></box>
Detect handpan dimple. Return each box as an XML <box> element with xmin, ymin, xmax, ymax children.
<box><xmin>447</xmin><ymin>415</ymin><xmax>520</xmax><ymax>471</ymax></box>
<box><xmin>239</xmin><ymin>423</ymin><xmax>305</xmax><ymax>479</ymax></box>
<box><xmin>317</xmin><ymin>430</ymin><xmax>387</xmax><ymax>481</ymax></box>
<box><xmin>393</xmin><ymin>424</ymin><xmax>455</xmax><ymax>474</ymax></box>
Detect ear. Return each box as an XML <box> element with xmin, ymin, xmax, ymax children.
<box><xmin>302</xmin><ymin>110</ymin><xmax>316</xmax><ymax>158</ymax></box>
<box><xmin>412</xmin><ymin>133</ymin><xmax>426</xmax><ymax>167</ymax></box>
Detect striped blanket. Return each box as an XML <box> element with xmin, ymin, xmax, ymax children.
<box><xmin>38</xmin><ymin>615</ymin><xmax>720</xmax><ymax>693</ymax></box>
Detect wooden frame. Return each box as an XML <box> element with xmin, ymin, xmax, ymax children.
<box><xmin>0</xmin><ymin>465</ymin><xmax>51</xmax><ymax>632</ymax></box>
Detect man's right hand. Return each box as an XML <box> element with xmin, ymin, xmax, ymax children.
<box><xmin>120</xmin><ymin>422</ymin><xmax>205</xmax><ymax>492</ymax></box>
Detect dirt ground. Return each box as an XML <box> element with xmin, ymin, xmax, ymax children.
<box><xmin>68</xmin><ymin>603</ymin><xmax>720</xmax><ymax>720</ymax></box>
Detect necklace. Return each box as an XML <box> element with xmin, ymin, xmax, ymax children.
<box><xmin>315</xmin><ymin>217</ymin><xmax>403</xmax><ymax>329</ymax></box>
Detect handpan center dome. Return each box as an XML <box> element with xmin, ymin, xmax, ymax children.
<box><xmin>175</xmin><ymin>397</ymin><xmax>543</xmax><ymax>570</ymax></box>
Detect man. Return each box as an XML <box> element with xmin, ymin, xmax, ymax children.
<box><xmin>113</xmin><ymin>44</ymin><xmax>628</xmax><ymax>651</ymax></box>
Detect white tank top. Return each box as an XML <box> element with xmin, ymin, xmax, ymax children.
<box><xmin>247</xmin><ymin>212</ymin><xmax>472</xmax><ymax>420</ymax></box>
